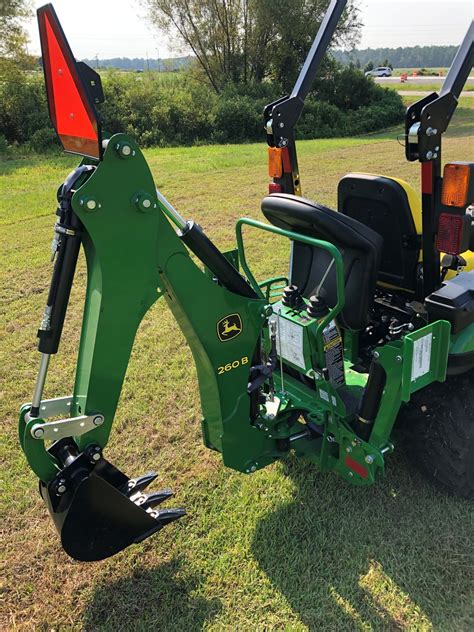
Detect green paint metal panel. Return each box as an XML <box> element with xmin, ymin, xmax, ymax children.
<box><xmin>69</xmin><ymin>134</ymin><xmax>274</xmax><ymax>474</ymax></box>
<box><xmin>400</xmin><ymin>320</ymin><xmax>451</xmax><ymax>401</ymax></box>
<box><xmin>368</xmin><ymin>342</ymin><xmax>404</xmax><ymax>449</ymax></box>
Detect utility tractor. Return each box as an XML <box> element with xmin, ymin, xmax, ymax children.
<box><xmin>19</xmin><ymin>1</ymin><xmax>473</xmax><ymax>562</ymax></box>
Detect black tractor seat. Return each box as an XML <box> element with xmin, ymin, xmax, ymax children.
<box><xmin>261</xmin><ymin>193</ymin><xmax>383</xmax><ymax>330</ymax></box>
<box><xmin>338</xmin><ymin>173</ymin><xmax>422</xmax><ymax>292</ymax></box>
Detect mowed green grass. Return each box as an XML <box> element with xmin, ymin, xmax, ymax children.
<box><xmin>1</xmin><ymin>103</ymin><xmax>473</xmax><ymax>631</ymax></box>
<box><xmin>394</xmin><ymin>82</ymin><xmax>474</xmax><ymax>92</ymax></box>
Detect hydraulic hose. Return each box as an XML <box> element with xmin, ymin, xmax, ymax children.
<box><xmin>353</xmin><ymin>360</ymin><xmax>387</xmax><ymax>441</ymax></box>
<box><xmin>179</xmin><ymin>220</ymin><xmax>258</xmax><ymax>299</ymax></box>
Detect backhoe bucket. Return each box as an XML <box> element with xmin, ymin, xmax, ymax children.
<box><xmin>41</xmin><ymin>442</ymin><xmax>184</xmax><ymax>561</ymax></box>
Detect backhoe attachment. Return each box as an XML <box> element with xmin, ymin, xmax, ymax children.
<box><xmin>40</xmin><ymin>439</ymin><xmax>184</xmax><ymax>562</ymax></box>
<box><xmin>19</xmin><ymin>4</ymin><xmax>189</xmax><ymax>560</ymax></box>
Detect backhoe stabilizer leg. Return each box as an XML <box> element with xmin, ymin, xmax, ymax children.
<box><xmin>40</xmin><ymin>438</ymin><xmax>184</xmax><ymax>561</ymax></box>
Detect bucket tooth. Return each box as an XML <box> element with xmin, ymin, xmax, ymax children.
<box><xmin>146</xmin><ymin>507</ymin><xmax>186</xmax><ymax>527</ymax></box>
<box><xmin>123</xmin><ymin>471</ymin><xmax>158</xmax><ymax>496</ymax></box>
<box><xmin>130</xmin><ymin>488</ymin><xmax>174</xmax><ymax>509</ymax></box>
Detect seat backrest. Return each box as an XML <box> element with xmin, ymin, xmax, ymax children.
<box><xmin>261</xmin><ymin>193</ymin><xmax>383</xmax><ymax>330</ymax></box>
<box><xmin>338</xmin><ymin>173</ymin><xmax>421</xmax><ymax>292</ymax></box>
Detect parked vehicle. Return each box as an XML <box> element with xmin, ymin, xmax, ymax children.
<box><xmin>365</xmin><ymin>66</ymin><xmax>392</xmax><ymax>77</ymax></box>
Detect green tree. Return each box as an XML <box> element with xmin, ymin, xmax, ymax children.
<box><xmin>143</xmin><ymin>0</ymin><xmax>361</xmax><ymax>93</ymax></box>
<box><xmin>364</xmin><ymin>60</ymin><xmax>374</xmax><ymax>72</ymax></box>
<box><xmin>0</xmin><ymin>0</ymin><xmax>32</xmax><ymax>62</ymax></box>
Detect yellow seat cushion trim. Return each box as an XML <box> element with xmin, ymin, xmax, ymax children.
<box><xmin>346</xmin><ymin>173</ymin><xmax>473</xmax><ymax>285</ymax></box>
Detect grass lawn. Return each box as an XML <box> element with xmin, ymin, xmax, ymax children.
<box><xmin>1</xmin><ymin>101</ymin><xmax>473</xmax><ymax>631</ymax></box>
<box><xmin>394</xmin><ymin>82</ymin><xmax>474</xmax><ymax>92</ymax></box>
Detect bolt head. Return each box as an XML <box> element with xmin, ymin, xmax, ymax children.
<box><xmin>91</xmin><ymin>451</ymin><xmax>101</xmax><ymax>462</ymax></box>
<box><xmin>116</xmin><ymin>143</ymin><xmax>132</xmax><ymax>158</ymax></box>
<box><xmin>373</xmin><ymin>351</ymin><xmax>380</xmax><ymax>360</ymax></box>
<box><xmin>33</xmin><ymin>426</ymin><xmax>44</xmax><ymax>438</ymax></box>
<box><xmin>136</xmin><ymin>194</ymin><xmax>154</xmax><ymax>213</ymax></box>
<box><xmin>365</xmin><ymin>455</ymin><xmax>374</xmax><ymax>464</ymax></box>
<box><xmin>395</xmin><ymin>355</ymin><xmax>402</xmax><ymax>363</ymax></box>
<box><xmin>86</xmin><ymin>199</ymin><xmax>97</xmax><ymax>210</ymax></box>
<box><xmin>250</xmin><ymin>465</ymin><xmax>257</xmax><ymax>472</ymax></box>
<box><xmin>426</xmin><ymin>151</ymin><xmax>433</xmax><ymax>160</ymax></box>
<box><xmin>93</xmin><ymin>415</ymin><xmax>104</xmax><ymax>426</ymax></box>
<box><xmin>56</xmin><ymin>479</ymin><xmax>67</xmax><ymax>495</ymax></box>
<box><xmin>346</xmin><ymin>446</ymin><xmax>352</xmax><ymax>453</ymax></box>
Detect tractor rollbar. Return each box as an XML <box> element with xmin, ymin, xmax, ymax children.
<box><xmin>440</xmin><ymin>21</ymin><xmax>474</xmax><ymax>103</ymax></box>
<box><xmin>405</xmin><ymin>20</ymin><xmax>473</xmax><ymax>297</ymax></box>
<box><xmin>264</xmin><ymin>0</ymin><xmax>348</xmax><ymax>195</ymax></box>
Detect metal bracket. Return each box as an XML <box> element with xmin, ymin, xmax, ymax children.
<box><xmin>29</xmin><ymin>395</ymin><xmax>75</xmax><ymax>418</ymax></box>
<box><xmin>26</xmin><ymin>395</ymin><xmax>104</xmax><ymax>440</ymax></box>
<box><xmin>31</xmin><ymin>414</ymin><xmax>104</xmax><ymax>440</ymax></box>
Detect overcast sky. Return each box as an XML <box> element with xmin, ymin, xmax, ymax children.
<box><xmin>25</xmin><ymin>0</ymin><xmax>473</xmax><ymax>59</ymax></box>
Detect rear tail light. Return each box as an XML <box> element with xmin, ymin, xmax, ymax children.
<box><xmin>436</xmin><ymin>212</ymin><xmax>470</xmax><ymax>254</ymax></box>
<box><xmin>268</xmin><ymin>146</ymin><xmax>292</xmax><ymax>178</ymax></box>
<box><xmin>441</xmin><ymin>163</ymin><xmax>472</xmax><ymax>207</ymax></box>
<box><xmin>268</xmin><ymin>147</ymin><xmax>283</xmax><ymax>178</ymax></box>
<box><xmin>269</xmin><ymin>182</ymin><xmax>283</xmax><ymax>194</ymax></box>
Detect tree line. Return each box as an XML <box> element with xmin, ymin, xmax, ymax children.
<box><xmin>82</xmin><ymin>42</ymin><xmax>463</xmax><ymax>74</ymax></box>
<box><xmin>82</xmin><ymin>56</ymin><xmax>191</xmax><ymax>72</ymax></box>
<box><xmin>333</xmin><ymin>45</ymin><xmax>460</xmax><ymax>69</ymax></box>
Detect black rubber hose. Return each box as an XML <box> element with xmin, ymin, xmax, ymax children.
<box><xmin>353</xmin><ymin>360</ymin><xmax>387</xmax><ymax>441</ymax></box>
<box><xmin>179</xmin><ymin>221</ymin><xmax>258</xmax><ymax>299</ymax></box>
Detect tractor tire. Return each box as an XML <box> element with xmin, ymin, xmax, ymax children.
<box><xmin>402</xmin><ymin>370</ymin><xmax>474</xmax><ymax>500</ymax></box>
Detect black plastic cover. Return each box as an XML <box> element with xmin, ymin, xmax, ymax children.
<box><xmin>425</xmin><ymin>271</ymin><xmax>474</xmax><ymax>334</ymax></box>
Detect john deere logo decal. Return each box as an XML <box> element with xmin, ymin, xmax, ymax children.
<box><xmin>217</xmin><ymin>314</ymin><xmax>243</xmax><ymax>342</ymax></box>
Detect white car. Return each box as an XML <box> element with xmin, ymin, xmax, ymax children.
<box><xmin>365</xmin><ymin>66</ymin><xmax>392</xmax><ymax>77</ymax></box>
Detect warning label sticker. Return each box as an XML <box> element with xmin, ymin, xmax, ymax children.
<box><xmin>270</xmin><ymin>315</ymin><xmax>305</xmax><ymax>370</ymax></box>
<box><xmin>411</xmin><ymin>333</ymin><xmax>432</xmax><ymax>381</ymax></box>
